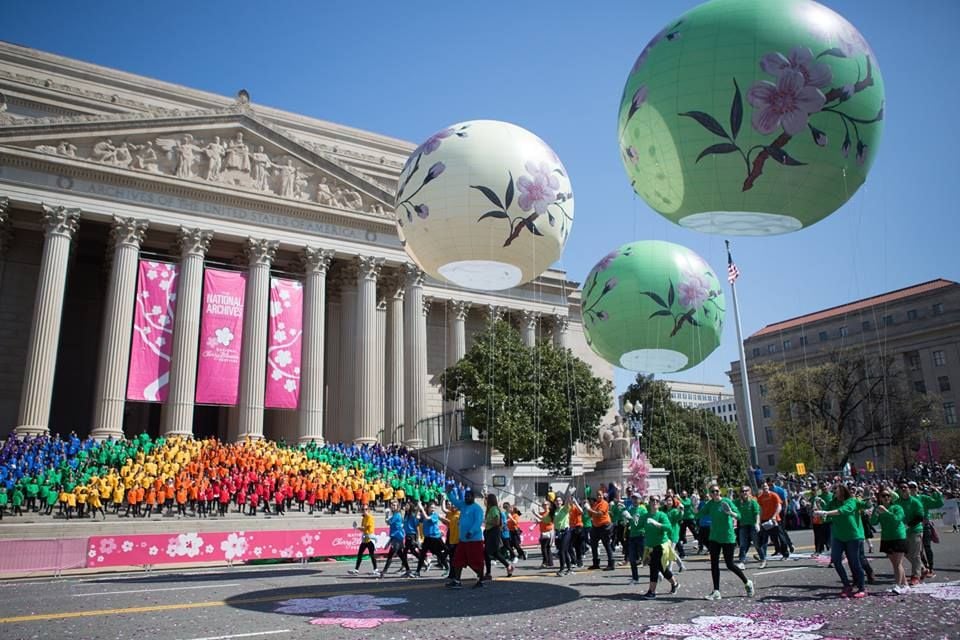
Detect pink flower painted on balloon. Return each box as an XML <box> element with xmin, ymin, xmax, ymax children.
<box><xmin>645</xmin><ymin>614</ymin><xmax>831</xmax><ymax>640</ymax></box>
<box><xmin>517</xmin><ymin>161</ymin><xmax>560</xmax><ymax>215</ymax></box>
<box><xmin>630</xmin><ymin>20</ymin><xmax>683</xmax><ymax>74</ymax></box>
<box><xmin>596</xmin><ymin>249</ymin><xmax>619</xmax><ymax>271</ymax></box>
<box><xmin>760</xmin><ymin>47</ymin><xmax>832</xmax><ymax>88</ymax></box>
<box><xmin>417</xmin><ymin>128</ymin><xmax>453</xmax><ymax>155</ymax></box>
<box><xmin>677</xmin><ymin>272</ymin><xmax>711</xmax><ymax>310</ymax></box>
<box><xmin>308</xmin><ymin>610</ymin><xmax>410</xmax><ymax>629</ymax></box>
<box><xmin>748</xmin><ymin>70</ymin><xmax>825</xmax><ymax>135</ymax></box>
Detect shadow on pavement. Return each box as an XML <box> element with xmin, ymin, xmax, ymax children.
<box><xmin>224</xmin><ymin>576</ymin><xmax>580</xmax><ymax>620</ymax></box>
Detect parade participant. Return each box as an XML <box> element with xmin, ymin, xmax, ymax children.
<box><xmin>531</xmin><ymin>499</ymin><xmax>555</xmax><ymax>568</ymax></box>
<box><xmin>869</xmin><ymin>488</ymin><xmax>908</xmax><ymax>593</ymax></box>
<box><xmin>552</xmin><ymin>494</ymin><xmax>573</xmax><ymax>576</ymax></box>
<box><xmin>664</xmin><ymin>496</ymin><xmax>685</xmax><ymax>572</ymax></box>
<box><xmin>625</xmin><ymin>493</ymin><xmax>647</xmax><ymax>585</ymax></box>
<box><xmin>439</xmin><ymin>498</ymin><xmax>460</xmax><ymax>571</ymax></box>
<box><xmin>895</xmin><ymin>480</ymin><xmax>926</xmax><ymax>585</ymax></box>
<box><xmin>642</xmin><ymin>496</ymin><xmax>679</xmax><ymax>599</ymax></box>
<box><xmin>769</xmin><ymin>478</ymin><xmax>795</xmax><ymax>555</ymax></box>
<box><xmin>700</xmin><ymin>485</ymin><xmax>754</xmax><ymax>600</ymax></box>
<box><xmin>416</xmin><ymin>501</ymin><xmax>449</xmax><ymax>574</ymax></box>
<box><xmin>505</xmin><ymin>505</ymin><xmax>527</xmax><ymax>562</ymax></box>
<box><xmin>585</xmin><ymin>490</ymin><xmax>615</xmax><ymax>570</ymax></box>
<box><xmin>811</xmin><ymin>482</ymin><xmax>832</xmax><ymax>557</ymax></box>
<box><xmin>911</xmin><ymin>480</ymin><xmax>944</xmax><ymax>577</ymax></box>
<box><xmin>379</xmin><ymin>500</ymin><xmax>410</xmax><ymax>578</ymax></box>
<box><xmin>735</xmin><ymin>486</ymin><xmax>760</xmax><ymax>570</ymax></box>
<box><xmin>482</xmin><ymin>494</ymin><xmax>514</xmax><ymax>579</ymax></box>
<box><xmin>348</xmin><ymin>503</ymin><xmax>379</xmax><ymax>576</ymax></box>
<box><xmin>696</xmin><ymin>491</ymin><xmax>711</xmax><ymax>554</ymax></box>
<box><xmin>756</xmin><ymin>481</ymin><xmax>785</xmax><ymax>568</ymax></box>
<box><xmin>677</xmin><ymin>489</ymin><xmax>696</xmax><ymax>558</ymax></box>
<box><xmin>815</xmin><ymin>483</ymin><xmax>867</xmax><ymax>598</ymax></box>
<box><xmin>569</xmin><ymin>494</ymin><xmax>585</xmax><ymax>568</ymax></box>
<box><xmin>446</xmin><ymin>486</ymin><xmax>485</xmax><ymax>589</ymax></box>
<box><xmin>402</xmin><ymin>502</ymin><xmax>423</xmax><ymax>577</ymax></box>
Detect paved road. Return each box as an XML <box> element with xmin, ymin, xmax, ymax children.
<box><xmin>0</xmin><ymin>529</ymin><xmax>958</xmax><ymax>640</ymax></box>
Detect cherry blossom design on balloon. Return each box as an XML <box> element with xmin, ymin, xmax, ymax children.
<box><xmin>680</xmin><ymin>40</ymin><xmax>882</xmax><ymax>191</ymax></box>
<box><xmin>644</xmin><ymin>614</ymin><xmax>838</xmax><ymax>640</ymax></box>
<box><xmin>638</xmin><ymin>253</ymin><xmax>724</xmax><ymax>338</ymax></box>
<box><xmin>630</xmin><ymin>20</ymin><xmax>683</xmax><ymax>75</ymax></box>
<box><xmin>581</xmin><ymin>245</ymin><xmax>634</xmax><ymax>330</ymax></box>
<box><xmin>395</xmin><ymin>125</ymin><xmax>469</xmax><ymax>226</ymax></box>
<box><xmin>473</xmin><ymin>160</ymin><xmax>573</xmax><ymax>247</ymax></box>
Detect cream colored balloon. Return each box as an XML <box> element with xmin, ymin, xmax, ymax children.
<box><xmin>394</xmin><ymin>120</ymin><xmax>574</xmax><ymax>290</ymax></box>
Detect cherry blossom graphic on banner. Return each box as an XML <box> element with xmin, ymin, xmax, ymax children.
<box><xmin>195</xmin><ymin>268</ymin><xmax>246</xmax><ymax>405</ymax></box>
<box><xmin>274</xmin><ymin>595</ymin><xmax>410</xmax><ymax>629</ymax></box>
<box><xmin>265</xmin><ymin>277</ymin><xmax>303</xmax><ymax>409</ymax></box>
<box><xmin>126</xmin><ymin>260</ymin><xmax>179</xmax><ymax>402</ymax></box>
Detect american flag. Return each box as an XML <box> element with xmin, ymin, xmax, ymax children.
<box><xmin>726</xmin><ymin>242</ymin><xmax>740</xmax><ymax>284</ymax></box>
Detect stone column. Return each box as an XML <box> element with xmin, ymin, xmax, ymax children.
<box><xmin>0</xmin><ymin>197</ymin><xmax>11</xmax><ymax>261</ymax></box>
<box><xmin>337</xmin><ymin>263</ymin><xmax>359</xmax><ymax>443</ymax></box>
<box><xmin>236</xmin><ymin>237</ymin><xmax>278</xmax><ymax>441</ymax></box>
<box><xmin>553</xmin><ymin>314</ymin><xmax>570</xmax><ymax>349</ymax></box>
<box><xmin>324</xmin><ymin>274</ymin><xmax>343</xmax><ymax>444</ymax></box>
<box><xmin>383</xmin><ymin>273</ymin><xmax>404</xmax><ymax>444</ymax></box>
<box><xmin>15</xmin><ymin>204</ymin><xmax>81</xmax><ymax>436</ymax></box>
<box><xmin>403</xmin><ymin>264</ymin><xmax>427</xmax><ymax>448</ymax></box>
<box><xmin>354</xmin><ymin>255</ymin><xmax>384</xmax><ymax>444</ymax></box>
<box><xmin>521</xmin><ymin>309</ymin><xmax>539</xmax><ymax>347</ymax></box>
<box><xmin>163</xmin><ymin>227</ymin><xmax>213</xmax><ymax>436</ymax></box>
<box><xmin>90</xmin><ymin>216</ymin><xmax>149</xmax><ymax>440</ymax></box>
<box><xmin>486</xmin><ymin>304</ymin><xmax>504</xmax><ymax>326</ymax></box>
<box><xmin>297</xmin><ymin>247</ymin><xmax>334</xmax><ymax>443</ymax></box>
<box><xmin>445</xmin><ymin>300</ymin><xmax>471</xmax><ymax>439</ymax></box>
<box><xmin>375</xmin><ymin>297</ymin><xmax>386</xmax><ymax>441</ymax></box>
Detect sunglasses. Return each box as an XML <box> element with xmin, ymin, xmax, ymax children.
<box><xmin>710</xmin><ymin>489</ymin><xmax>720</xmax><ymax>494</ymax></box>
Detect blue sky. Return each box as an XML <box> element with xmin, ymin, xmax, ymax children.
<box><xmin>4</xmin><ymin>0</ymin><xmax>958</xmax><ymax>394</ymax></box>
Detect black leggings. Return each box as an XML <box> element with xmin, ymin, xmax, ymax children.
<box><xmin>354</xmin><ymin>540</ymin><xmax>377</xmax><ymax>571</ymax></box>
<box><xmin>540</xmin><ymin>535</ymin><xmax>553</xmax><ymax>566</ymax></box>
<box><xmin>484</xmin><ymin>529</ymin><xmax>511</xmax><ymax>575</ymax></box>
<box><xmin>556</xmin><ymin>529</ymin><xmax>572</xmax><ymax>571</ymax></box>
<box><xmin>382</xmin><ymin>539</ymin><xmax>409</xmax><ymax>574</ymax></box>
<box><xmin>709</xmin><ymin>541</ymin><xmax>747</xmax><ymax>591</ymax></box>
<box><xmin>417</xmin><ymin>536</ymin><xmax>448</xmax><ymax>572</ymax></box>
<box><xmin>649</xmin><ymin>544</ymin><xmax>675</xmax><ymax>584</ymax></box>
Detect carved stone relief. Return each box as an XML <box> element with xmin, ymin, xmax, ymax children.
<box><xmin>26</xmin><ymin>128</ymin><xmax>394</xmax><ymax>215</ymax></box>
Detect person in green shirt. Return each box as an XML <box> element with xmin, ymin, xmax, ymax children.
<box><xmin>700</xmin><ymin>484</ymin><xmax>754</xmax><ymax>600</ymax></box>
<box><xmin>869</xmin><ymin>488</ymin><xmax>908</xmax><ymax>593</ymax></box>
<box><xmin>815</xmin><ymin>482</ymin><xmax>866</xmax><ymax>598</ymax></box>
<box><xmin>552</xmin><ymin>494</ymin><xmax>573</xmax><ymax>577</ymax></box>
<box><xmin>624</xmin><ymin>494</ymin><xmax>648</xmax><ymax>585</ymax></box>
<box><xmin>735</xmin><ymin>486</ymin><xmax>761</xmax><ymax>568</ymax></box>
<box><xmin>665</xmin><ymin>499</ymin><xmax>685</xmax><ymax>572</ymax></box>
<box><xmin>0</xmin><ymin>487</ymin><xmax>7</xmax><ymax>519</ymax></box>
<box><xmin>894</xmin><ymin>480</ymin><xmax>926</xmax><ymax>584</ymax></box>
<box><xmin>641</xmin><ymin>496</ymin><xmax>679</xmax><ymax>599</ymax></box>
<box><xmin>910</xmin><ymin>480</ymin><xmax>944</xmax><ymax>577</ymax></box>
<box><xmin>11</xmin><ymin>486</ymin><xmax>24</xmax><ymax>516</ymax></box>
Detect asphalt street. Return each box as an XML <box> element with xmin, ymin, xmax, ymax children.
<box><xmin>0</xmin><ymin>529</ymin><xmax>958</xmax><ymax>640</ymax></box>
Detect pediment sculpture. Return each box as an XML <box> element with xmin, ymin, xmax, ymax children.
<box><xmin>28</xmin><ymin>130</ymin><xmax>393</xmax><ymax>216</ymax></box>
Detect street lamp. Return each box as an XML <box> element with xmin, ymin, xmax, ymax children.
<box><xmin>622</xmin><ymin>399</ymin><xmax>644</xmax><ymax>444</ymax></box>
<box><xmin>922</xmin><ymin>417</ymin><xmax>934</xmax><ymax>464</ymax></box>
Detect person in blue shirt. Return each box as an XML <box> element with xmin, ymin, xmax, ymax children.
<box><xmin>402</xmin><ymin>503</ymin><xmax>423</xmax><ymax>577</ymax></box>
<box><xmin>416</xmin><ymin>501</ymin><xmax>449</xmax><ymax>574</ymax></box>
<box><xmin>445</xmin><ymin>485</ymin><xmax>485</xmax><ymax>589</ymax></box>
<box><xmin>379</xmin><ymin>500</ymin><xmax>410</xmax><ymax>578</ymax></box>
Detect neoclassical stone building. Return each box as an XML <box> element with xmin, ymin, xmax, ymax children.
<box><xmin>0</xmin><ymin>42</ymin><xmax>614</xmax><ymax>447</ymax></box>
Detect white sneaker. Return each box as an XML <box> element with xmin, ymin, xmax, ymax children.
<box><xmin>347</xmin><ymin>569</ymin><xmax>359</xmax><ymax>575</ymax></box>
<box><xmin>629</xmin><ymin>578</ymin><xmax>640</xmax><ymax>585</ymax></box>
<box><xmin>372</xmin><ymin>570</ymin><xmax>383</xmax><ymax>578</ymax></box>
<box><xmin>759</xmin><ymin>560</ymin><xmax>767</xmax><ymax>569</ymax></box>
<box><xmin>705</xmin><ymin>590</ymin><xmax>722</xmax><ymax>601</ymax></box>
<box><xmin>736</xmin><ymin>562</ymin><xmax>746</xmax><ymax>571</ymax></box>
<box><xmin>745</xmin><ymin>579</ymin><xmax>755</xmax><ymax>597</ymax></box>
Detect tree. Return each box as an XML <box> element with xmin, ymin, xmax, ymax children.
<box><xmin>440</xmin><ymin>320</ymin><xmax>613</xmax><ymax>474</ymax></box>
<box><xmin>759</xmin><ymin>348</ymin><xmax>941</xmax><ymax>471</ymax></box>
<box><xmin>622</xmin><ymin>375</ymin><xmax>747</xmax><ymax>490</ymax></box>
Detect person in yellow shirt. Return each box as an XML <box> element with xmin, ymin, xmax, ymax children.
<box><xmin>63</xmin><ymin>488</ymin><xmax>76</xmax><ymax>519</ymax></box>
<box><xmin>112</xmin><ymin>484</ymin><xmax>125</xmax><ymax>514</ymax></box>
<box><xmin>88</xmin><ymin>486</ymin><xmax>105</xmax><ymax>520</ymax></box>
<box><xmin>348</xmin><ymin>504</ymin><xmax>379</xmax><ymax>576</ymax></box>
<box><xmin>75</xmin><ymin>486</ymin><xmax>88</xmax><ymax>519</ymax></box>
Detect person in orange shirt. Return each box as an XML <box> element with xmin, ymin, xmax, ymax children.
<box><xmin>144</xmin><ymin>487</ymin><xmax>157</xmax><ymax>518</ymax></box>
<box><xmin>755</xmin><ymin>484</ymin><xmax>785</xmax><ymax>567</ymax></box>
<box><xmin>585</xmin><ymin>491</ymin><xmax>615</xmax><ymax>570</ymax></box>
<box><xmin>176</xmin><ymin>485</ymin><xmax>189</xmax><ymax>518</ymax></box>
<box><xmin>505</xmin><ymin>504</ymin><xmax>527</xmax><ymax>562</ymax></box>
<box><xmin>569</xmin><ymin>497</ymin><xmax>585</xmax><ymax>568</ymax></box>
<box><xmin>343</xmin><ymin>485</ymin><xmax>355</xmax><ymax>514</ymax></box>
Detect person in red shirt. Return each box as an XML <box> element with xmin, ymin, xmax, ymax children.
<box><xmin>755</xmin><ymin>484</ymin><xmax>785</xmax><ymax>567</ymax></box>
<box><xmin>585</xmin><ymin>491</ymin><xmax>615</xmax><ymax>570</ymax></box>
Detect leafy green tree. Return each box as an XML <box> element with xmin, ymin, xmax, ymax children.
<box><xmin>440</xmin><ymin>320</ymin><xmax>613</xmax><ymax>474</ymax></box>
<box><xmin>759</xmin><ymin>348</ymin><xmax>939</xmax><ymax>470</ymax></box>
<box><xmin>622</xmin><ymin>375</ymin><xmax>747</xmax><ymax>490</ymax></box>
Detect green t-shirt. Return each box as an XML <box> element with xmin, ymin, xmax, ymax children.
<box><xmin>644</xmin><ymin>510</ymin><xmax>672</xmax><ymax>547</ymax></box>
<box><xmin>895</xmin><ymin>494</ymin><xmax>925</xmax><ymax>534</ymax></box>
<box><xmin>666</xmin><ymin>507</ymin><xmax>682</xmax><ymax>542</ymax></box>
<box><xmin>554</xmin><ymin>504</ymin><xmax>571</xmax><ymax>530</ymax></box>
<box><xmin>735</xmin><ymin>498</ymin><xmax>760</xmax><ymax>526</ymax></box>
<box><xmin>917</xmin><ymin>492</ymin><xmax>944</xmax><ymax>518</ymax></box>
<box><xmin>871</xmin><ymin>504</ymin><xmax>906</xmax><ymax>541</ymax></box>
<box><xmin>827</xmin><ymin>497</ymin><xmax>864</xmax><ymax>542</ymax></box>
<box><xmin>626</xmin><ymin>503</ymin><xmax>648</xmax><ymax>537</ymax></box>
<box><xmin>0</xmin><ymin>491</ymin><xmax>7</xmax><ymax>506</ymax></box>
<box><xmin>700</xmin><ymin>498</ymin><xmax>740</xmax><ymax>544</ymax></box>
<box><xmin>610</xmin><ymin>502</ymin><xmax>625</xmax><ymax>526</ymax></box>
<box><xmin>681</xmin><ymin>497</ymin><xmax>695</xmax><ymax>521</ymax></box>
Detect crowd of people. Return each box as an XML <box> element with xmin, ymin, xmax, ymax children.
<box><xmin>348</xmin><ymin>473</ymin><xmax>955</xmax><ymax>600</ymax></box>
<box><xmin>0</xmin><ymin>433</ymin><xmax>451</xmax><ymax>520</ymax></box>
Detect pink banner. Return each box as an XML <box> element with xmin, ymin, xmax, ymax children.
<box><xmin>86</xmin><ymin>522</ymin><xmax>539</xmax><ymax>568</ymax></box>
<box><xmin>196</xmin><ymin>268</ymin><xmax>246</xmax><ymax>405</ymax></box>
<box><xmin>126</xmin><ymin>260</ymin><xmax>179</xmax><ymax>402</ymax></box>
<box><xmin>265</xmin><ymin>278</ymin><xmax>304</xmax><ymax>409</ymax></box>
<box><xmin>0</xmin><ymin>538</ymin><xmax>88</xmax><ymax>574</ymax></box>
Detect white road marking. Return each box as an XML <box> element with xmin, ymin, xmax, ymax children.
<box><xmin>73</xmin><ymin>583</ymin><xmax>240</xmax><ymax>596</ymax></box>
<box><xmin>754</xmin><ymin>567</ymin><xmax>808</xmax><ymax>576</ymax></box>
<box><xmin>176</xmin><ymin>631</ymin><xmax>291</xmax><ymax>640</ymax></box>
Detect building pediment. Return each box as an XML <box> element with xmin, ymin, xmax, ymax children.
<box><xmin>0</xmin><ymin>110</ymin><xmax>395</xmax><ymax>217</ymax></box>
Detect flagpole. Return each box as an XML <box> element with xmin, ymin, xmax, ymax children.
<box><xmin>726</xmin><ymin>240</ymin><xmax>760</xmax><ymax>482</ymax></box>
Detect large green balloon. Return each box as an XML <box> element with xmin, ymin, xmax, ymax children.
<box><xmin>618</xmin><ymin>0</ymin><xmax>884</xmax><ymax>235</ymax></box>
<box><xmin>582</xmin><ymin>241</ymin><xmax>725</xmax><ymax>373</ymax></box>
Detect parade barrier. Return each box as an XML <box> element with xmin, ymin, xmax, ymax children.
<box><xmin>0</xmin><ymin>538</ymin><xmax>88</xmax><ymax>576</ymax></box>
<box><xmin>86</xmin><ymin>520</ymin><xmax>543</xmax><ymax>569</ymax></box>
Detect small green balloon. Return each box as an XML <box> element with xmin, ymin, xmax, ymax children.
<box><xmin>582</xmin><ymin>241</ymin><xmax>725</xmax><ymax>373</ymax></box>
<box><xmin>618</xmin><ymin>0</ymin><xmax>884</xmax><ymax>236</ymax></box>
